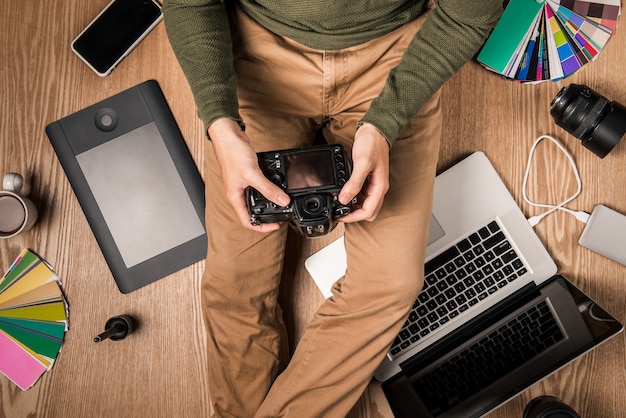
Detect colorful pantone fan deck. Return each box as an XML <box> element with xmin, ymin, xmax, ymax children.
<box><xmin>477</xmin><ymin>0</ymin><xmax>621</xmax><ymax>82</ymax></box>
<box><xmin>0</xmin><ymin>250</ymin><xmax>69</xmax><ymax>390</ymax></box>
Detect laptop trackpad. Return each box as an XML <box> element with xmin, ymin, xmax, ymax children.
<box><xmin>428</xmin><ymin>214</ymin><xmax>445</xmax><ymax>246</ymax></box>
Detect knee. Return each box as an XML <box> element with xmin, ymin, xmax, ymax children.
<box><xmin>201</xmin><ymin>255</ymin><xmax>282</xmax><ymax>312</ymax></box>
<box><xmin>346</xmin><ymin>259</ymin><xmax>424</xmax><ymax>313</ymax></box>
<box><xmin>382</xmin><ymin>266</ymin><xmax>424</xmax><ymax>309</ymax></box>
<box><xmin>344</xmin><ymin>229</ymin><xmax>429</xmax><ymax>313</ymax></box>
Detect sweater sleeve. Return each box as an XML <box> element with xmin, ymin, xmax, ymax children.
<box><xmin>359</xmin><ymin>0</ymin><xmax>503</xmax><ymax>146</ymax></box>
<box><xmin>162</xmin><ymin>0</ymin><xmax>243</xmax><ymax>133</ymax></box>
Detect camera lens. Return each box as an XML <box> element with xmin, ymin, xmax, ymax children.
<box><xmin>550</xmin><ymin>84</ymin><xmax>626</xmax><ymax>158</ymax></box>
<box><xmin>523</xmin><ymin>396</ymin><xmax>580</xmax><ymax>418</ymax></box>
<box><xmin>302</xmin><ymin>195</ymin><xmax>325</xmax><ymax>216</ymax></box>
<box><xmin>550</xmin><ymin>85</ymin><xmax>606</xmax><ymax>138</ymax></box>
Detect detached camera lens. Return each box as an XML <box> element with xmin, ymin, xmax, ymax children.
<box><xmin>550</xmin><ymin>84</ymin><xmax>626</xmax><ymax>158</ymax></box>
<box><xmin>523</xmin><ymin>396</ymin><xmax>580</xmax><ymax>418</ymax></box>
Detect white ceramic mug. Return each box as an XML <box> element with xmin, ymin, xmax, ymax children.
<box><xmin>0</xmin><ymin>173</ymin><xmax>38</xmax><ymax>238</ymax></box>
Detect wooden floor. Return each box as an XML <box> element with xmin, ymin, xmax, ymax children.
<box><xmin>1</xmin><ymin>1</ymin><xmax>625</xmax><ymax>417</ymax></box>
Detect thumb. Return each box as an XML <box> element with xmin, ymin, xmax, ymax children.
<box><xmin>338</xmin><ymin>166</ymin><xmax>367</xmax><ymax>205</ymax></box>
<box><xmin>251</xmin><ymin>174</ymin><xmax>291</xmax><ymax>207</ymax></box>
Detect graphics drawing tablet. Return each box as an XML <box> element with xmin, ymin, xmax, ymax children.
<box><xmin>46</xmin><ymin>80</ymin><xmax>207</xmax><ymax>293</ymax></box>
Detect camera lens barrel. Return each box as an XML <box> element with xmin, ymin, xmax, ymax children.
<box><xmin>550</xmin><ymin>84</ymin><xmax>608</xmax><ymax>138</ymax></box>
<box><xmin>550</xmin><ymin>84</ymin><xmax>626</xmax><ymax>158</ymax></box>
<box><xmin>523</xmin><ymin>396</ymin><xmax>580</xmax><ymax>418</ymax></box>
<box><xmin>587</xmin><ymin>101</ymin><xmax>626</xmax><ymax>157</ymax></box>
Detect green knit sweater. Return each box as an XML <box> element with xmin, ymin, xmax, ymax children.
<box><xmin>163</xmin><ymin>0</ymin><xmax>502</xmax><ymax>145</ymax></box>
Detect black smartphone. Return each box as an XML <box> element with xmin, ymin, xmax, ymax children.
<box><xmin>71</xmin><ymin>0</ymin><xmax>163</xmax><ymax>77</ymax></box>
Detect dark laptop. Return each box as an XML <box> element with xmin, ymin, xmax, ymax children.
<box><xmin>382</xmin><ymin>274</ymin><xmax>622</xmax><ymax>417</ymax></box>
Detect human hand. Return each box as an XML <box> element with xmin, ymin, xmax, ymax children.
<box><xmin>338</xmin><ymin>122</ymin><xmax>390</xmax><ymax>223</ymax></box>
<box><xmin>208</xmin><ymin>118</ymin><xmax>290</xmax><ymax>232</ymax></box>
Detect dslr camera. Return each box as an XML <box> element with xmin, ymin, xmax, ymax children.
<box><xmin>246</xmin><ymin>144</ymin><xmax>353</xmax><ymax>237</ymax></box>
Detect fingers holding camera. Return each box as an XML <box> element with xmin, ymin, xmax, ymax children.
<box><xmin>208</xmin><ymin>117</ymin><xmax>389</xmax><ymax>230</ymax></box>
<box><xmin>239</xmin><ymin>176</ymin><xmax>290</xmax><ymax>233</ymax></box>
<box><xmin>208</xmin><ymin>118</ymin><xmax>290</xmax><ymax>232</ymax></box>
<box><xmin>230</xmin><ymin>172</ymin><xmax>289</xmax><ymax>233</ymax></box>
<box><xmin>339</xmin><ymin>123</ymin><xmax>390</xmax><ymax>223</ymax></box>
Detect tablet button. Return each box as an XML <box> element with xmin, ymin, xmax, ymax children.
<box><xmin>94</xmin><ymin>108</ymin><xmax>118</xmax><ymax>132</ymax></box>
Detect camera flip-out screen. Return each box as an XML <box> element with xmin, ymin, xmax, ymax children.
<box><xmin>284</xmin><ymin>150</ymin><xmax>335</xmax><ymax>191</ymax></box>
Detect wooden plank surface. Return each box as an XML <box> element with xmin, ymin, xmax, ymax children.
<box><xmin>1</xmin><ymin>1</ymin><xmax>624</xmax><ymax>417</ymax></box>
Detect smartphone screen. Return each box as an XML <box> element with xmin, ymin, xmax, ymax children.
<box><xmin>72</xmin><ymin>0</ymin><xmax>162</xmax><ymax>76</ymax></box>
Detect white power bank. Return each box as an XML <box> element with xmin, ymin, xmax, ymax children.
<box><xmin>579</xmin><ymin>205</ymin><xmax>626</xmax><ymax>266</ymax></box>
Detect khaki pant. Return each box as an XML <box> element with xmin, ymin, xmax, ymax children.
<box><xmin>202</xmin><ymin>6</ymin><xmax>441</xmax><ymax>418</ymax></box>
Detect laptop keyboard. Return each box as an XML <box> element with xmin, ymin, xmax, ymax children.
<box><xmin>411</xmin><ymin>300</ymin><xmax>564</xmax><ymax>417</ymax></box>
<box><xmin>390</xmin><ymin>220</ymin><xmax>528</xmax><ymax>359</ymax></box>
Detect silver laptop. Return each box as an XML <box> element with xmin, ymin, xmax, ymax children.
<box><xmin>305</xmin><ymin>152</ymin><xmax>623</xmax><ymax>417</ymax></box>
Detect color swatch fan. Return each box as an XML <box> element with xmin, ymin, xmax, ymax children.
<box><xmin>0</xmin><ymin>250</ymin><xmax>69</xmax><ymax>390</ymax></box>
<box><xmin>477</xmin><ymin>0</ymin><xmax>621</xmax><ymax>82</ymax></box>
